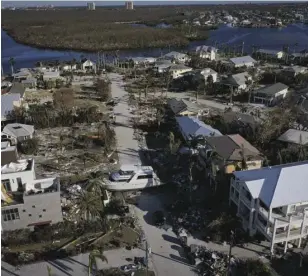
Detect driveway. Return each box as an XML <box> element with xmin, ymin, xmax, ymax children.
<box><xmin>110</xmin><ymin>73</ymin><xmax>196</xmax><ymax>276</ymax></box>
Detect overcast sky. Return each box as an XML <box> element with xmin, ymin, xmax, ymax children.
<box><xmin>2</xmin><ymin>1</ymin><xmax>305</xmax><ymax>8</ymax></box>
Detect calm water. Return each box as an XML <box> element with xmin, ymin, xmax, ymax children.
<box><xmin>2</xmin><ymin>24</ymin><xmax>308</xmax><ymax>73</ymax></box>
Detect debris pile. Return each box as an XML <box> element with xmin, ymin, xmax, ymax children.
<box><xmin>187</xmin><ymin>244</ymin><xmax>228</xmax><ymax>276</ymax></box>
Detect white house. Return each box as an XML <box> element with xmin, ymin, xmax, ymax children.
<box><xmin>62</xmin><ymin>63</ymin><xmax>77</xmax><ymax>71</ymax></box>
<box><xmin>164</xmin><ymin>51</ymin><xmax>190</xmax><ymax>63</ymax></box>
<box><xmin>81</xmin><ymin>59</ymin><xmax>96</xmax><ymax>71</ymax></box>
<box><xmin>229</xmin><ymin>161</ymin><xmax>308</xmax><ymax>254</ymax></box>
<box><xmin>256</xmin><ymin>49</ymin><xmax>284</xmax><ymax>59</ymax></box>
<box><xmin>230</xmin><ymin>56</ymin><xmax>256</xmax><ymax>68</ymax></box>
<box><xmin>43</xmin><ymin>71</ymin><xmax>60</xmax><ymax>81</ymax></box>
<box><xmin>252</xmin><ymin>82</ymin><xmax>289</xmax><ymax>106</ymax></box>
<box><xmin>200</xmin><ymin>68</ymin><xmax>218</xmax><ymax>83</ymax></box>
<box><xmin>2</xmin><ymin>123</ymin><xmax>34</xmax><ymax>145</ymax></box>
<box><xmin>154</xmin><ymin>59</ymin><xmax>173</xmax><ymax>73</ymax></box>
<box><xmin>195</xmin><ymin>45</ymin><xmax>217</xmax><ymax>60</ymax></box>
<box><xmin>169</xmin><ymin>64</ymin><xmax>193</xmax><ymax>79</ymax></box>
<box><xmin>1</xmin><ymin>158</ymin><xmax>63</xmax><ymax>231</ymax></box>
<box><xmin>175</xmin><ymin>116</ymin><xmax>222</xmax><ymax>142</ymax></box>
<box><xmin>129</xmin><ymin>57</ymin><xmax>157</xmax><ymax>66</ymax></box>
<box><xmin>223</xmin><ymin>72</ymin><xmax>252</xmax><ymax>91</ymax></box>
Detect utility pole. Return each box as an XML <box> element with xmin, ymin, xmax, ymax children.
<box><xmin>242</xmin><ymin>41</ymin><xmax>245</xmax><ymax>56</ymax></box>
<box><xmin>226</xmin><ymin>230</ymin><xmax>235</xmax><ymax>276</ymax></box>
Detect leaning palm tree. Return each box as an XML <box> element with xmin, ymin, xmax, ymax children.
<box><xmin>9</xmin><ymin>57</ymin><xmax>15</xmax><ymax>75</ymax></box>
<box><xmin>88</xmin><ymin>249</ymin><xmax>108</xmax><ymax>276</ymax></box>
<box><xmin>74</xmin><ymin>190</ymin><xmax>103</xmax><ymax>221</ymax></box>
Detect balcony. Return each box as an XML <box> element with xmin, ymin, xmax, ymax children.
<box><xmin>258</xmin><ymin>207</ymin><xmax>308</xmax><ymax>228</ymax></box>
<box><xmin>274</xmin><ymin>227</ymin><xmax>308</xmax><ymax>243</ymax></box>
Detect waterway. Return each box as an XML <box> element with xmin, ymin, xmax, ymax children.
<box><xmin>2</xmin><ymin>23</ymin><xmax>308</xmax><ymax>73</ymax></box>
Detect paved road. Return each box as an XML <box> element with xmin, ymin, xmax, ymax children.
<box><xmin>2</xmin><ymin>248</ymin><xmax>146</xmax><ymax>276</ymax></box>
<box><xmin>110</xmin><ymin>73</ymin><xmax>196</xmax><ymax>276</ymax></box>
<box><xmin>109</xmin><ymin>73</ymin><xmax>140</xmax><ymax>165</ymax></box>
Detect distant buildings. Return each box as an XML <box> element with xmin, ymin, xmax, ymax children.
<box><xmin>87</xmin><ymin>2</ymin><xmax>95</xmax><ymax>11</ymax></box>
<box><xmin>125</xmin><ymin>1</ymin><xmax>134</xmax><ymax>10</ymax></box>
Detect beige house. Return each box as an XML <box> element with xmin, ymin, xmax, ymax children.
<box><xmin>169</xmin><ymin>64</ymin><xmax>192</xmax><ymax>79</ymax></box>
<box><xmin>167</xmin><ymin>98</ymin><xmax>201</xmax><ymax>117</ymax></box>
<box><xmin>198</xmin><ymin>134</ymin><xmax>263</xmax><ymax>174</ymax></box>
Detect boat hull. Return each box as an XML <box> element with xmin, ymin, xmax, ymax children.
<box><xmin>102</xmin><ymin>178</ymin><xmax>163</xmax><ymax>191</ymax></box>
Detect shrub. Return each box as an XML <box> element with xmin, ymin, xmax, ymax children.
<box><xmin>18</xmin><ymin>138</ymin><xmax>39</xmax><ymax>155</ymax></box>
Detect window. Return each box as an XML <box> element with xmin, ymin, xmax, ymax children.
<box><xmin>29</xmin><ymin>214</ymin><xmax>32</xmax><ymax>217</ymax></box>
<box><xmin>32</xmin><ymin>205</ymin><xmax>36</xmax><ymax>208</ymax></box>
<box><xmin>137</xmin><ymin>174</ymin><xmax>153</xmax><ymax>180</ymax></box>
<box><xmin>2</xmin><ymin>179</ymin><xmax>12</xmax><ymax>192</ymax></box>
<box><xmin>23</xmin><ymin>209</ymin><xmax>26</xmax><ymax>212</ymax></box>
<box><xmin>2</xmin><ymin>208</ymin><xmax>20</xmax><ymax>221</ymax></box>
<box><xmin>39</xmin><ymin>215</ymin><xmax>42</xmax><ymax>218</ymax></box>
<box><xmin>43</xmin><ymin>209</ymin><xmax>46</xmax><ymax>212</ymax></box>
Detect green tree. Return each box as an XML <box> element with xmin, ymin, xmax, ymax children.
<box><xmin>74</xmin><ymin>191</ymin><xmax>103</xmax><ymax>221</ymax></box>
<box><xmin>237</xmin><ymin>259</ymin><xmax>273</xmax><ymax>276</ymax></box>
<box><xmin>88</xmin><ymin>249</ymin><xmax>108</xmax><ymax>276</ymax></box>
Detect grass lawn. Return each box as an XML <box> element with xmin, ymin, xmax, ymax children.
<box><xmin>3</xmin><ymin>238</ymin><xmax>72</xmax><ymax>253</ymax></box>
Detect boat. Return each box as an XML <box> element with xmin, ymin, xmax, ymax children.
<box><xmin>103</xmin><ymin>164</ymin><xmax>162</xmax><ymax>191</ymax></box>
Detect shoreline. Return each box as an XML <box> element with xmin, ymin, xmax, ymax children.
<box><xmin>3</xmin><ymin>28</ymin><xmax>209</xmax><ymax>54</ymax></box>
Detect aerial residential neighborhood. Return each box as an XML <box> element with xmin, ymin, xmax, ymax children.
<box><xmin>1</xmin><ymin>1</ymin><xmax>308</xmax><ymax>276</ymax></box>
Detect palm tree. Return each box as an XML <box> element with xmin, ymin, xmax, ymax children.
<box><xmin>74</xmin><ymin>190</ymin><xmax>103</xmax><ymax>221</ymax></box>
<box><xmin>86</xmin><ymin>178</ymin><xmax>105</xmax><ymax>196</ymax></box>
<box><xmin>47</xmin><ymin>265</ymin><xmax>52</xmax><ymax>276</ymax></box>
<box><xmin>88</xmin><ymin>249</ymin><xmax>108</xmax><ymax>276</ymax></box>
<box><xmin>9</xmin><ymin>57</ymin><xmax>15</xmax><ymax>75</ymax></box>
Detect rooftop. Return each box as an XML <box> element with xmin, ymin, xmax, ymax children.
<box><xmin>257</xmin><ymin>49</ymin><xmax>283</xmax><ymax>55</ymax></box>
<box><xmin>206</xmin><ymin>134</ymin><xmax>261</xmax><ymax>161</ymax></box>
<box><xmin>176</xmin><ymin>116</ymin><xmax>222</xmax><ymax>139</ymax></box>
<box><xmin>195</xmin><ymin>45</ymin><xmax>217</xmax><ymax>53</ymax></box>
<box><xmin>253</xmin><ymin>82</ymin><xmax>289</xmax><ymax>97</ymax></box>
<box><xmin>230</xmin><ymin>55</ymin><xmax>256</xmax><ymax>65</ymax></box>
<box><xmin>169</xmin><ymin>64</ymin><xmax>192</xmax><ymax>71</ymax></box>
<box><xmin>164</xmin><ymin>51</ymin><xmax>187</xmax><ymax>59</ymax></box>
<box><xmin>2</xmin><ymin>123</ymin><xmax>34</xmax><ymax>139</ymax></box>
<box><xmin>1</xmin><ymin>93</ymin><xmax>21</xmax><ymax>119</ymax></box>
<box><xmin>233</xmin><ymin>161</ymin><xmax>308</xmax><ymax>208</ymax></box>
<box><xmin>167</xmin><ymin>98</ymin><xmax>200</xmax><ymax>115</ymax></box>
<box><xmin>8</xmin><ymin>82</ymin><xmax>25</xmax><ymax>98</ymax></box>
<box><xmin>278</xmin><ymin>129</ymin><xmax>308</xmax><ymax>145</ymax></box>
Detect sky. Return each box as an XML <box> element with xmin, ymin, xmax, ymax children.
<box><xmin>2</xmin><ymin>0</ymin><xmax>307</xmax><ymax>8</ymax></box>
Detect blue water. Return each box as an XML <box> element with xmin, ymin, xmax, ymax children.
<box><xmin>2</xmin><ymin>23</ymin><xmax>308</xmax><ymax>73</ymax></box>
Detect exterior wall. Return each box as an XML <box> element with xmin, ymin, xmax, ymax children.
<box><xmin>224</xmin><ymin>160</ymin><xmax>262</xmax><ymax>174</ymax></box>
<box><xmin>234</xmin><ymin>62</ymin><xmax>254</xmax><ymax>68</ymax></box>
<box><xmin>1</xmin><ymin>167</ymin><xmax>35</xmax><ymax>192</ymax></box>
<box><xmin>277</xmin><ymin>52</ymin><xmax>284</xmax><ymax>59</ymax></box>
<box><xmin>1</xmin><ymin>191</ymin><xmax>63</xmax><ymax>231</ymax></box>
<box><xmin>200</xmin><ymin>51</ymin><xmax>216</xmax><ymax>60</ymax></box>
<box><xmin>172</xmin><ymin>68</ymin><xmax>192</xmax><ymax>79</ymax></box>
<box><xmin>230</xmin><ymin>177</ymin><xmax>308</xmax><ymax>250</ymax></box>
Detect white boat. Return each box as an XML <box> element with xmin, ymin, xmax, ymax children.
<box><xmin>103</xmin><ymin>165</ymin><xmax>162</xmax><ymax>191</ymax></box>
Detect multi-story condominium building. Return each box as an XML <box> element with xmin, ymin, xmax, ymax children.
<box><xmin>1</xmin><ymin>158</ymin><xmax>63</xmax><ymax>231</ymax></box>
<box><xmin>87</xmin><ymin>2</ymin><xmax>95</xmax><ymax>10</ymax></box>
<box><xmin>229</xmin><ymin>161</ymin><xmax>308</xmax><ymax>254</ymax></box>
<box><xmin>125</xmin><ymin>1</ymin><xmax>134</xmax><ymax>10</ymax></box>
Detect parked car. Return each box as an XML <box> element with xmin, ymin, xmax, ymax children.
<box><xmin>153</xmin><ymin>210</ymin><xmax>166</xmax><ymax>226</ymax></box>
<box><xmin>120</xmin><ymin>264</ymin><xmax>138</xmax><ymax>273</ymax></box>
